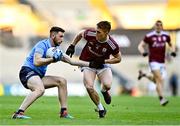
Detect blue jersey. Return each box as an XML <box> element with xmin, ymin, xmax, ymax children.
<box><xmin>23</xmin><ymin>38</ymin><xmax>52</xmax><ymax>77</ymax></box>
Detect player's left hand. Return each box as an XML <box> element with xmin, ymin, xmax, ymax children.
<box><xmin>171</xmin><ymin>52</ymin><xmax>177</xmax><ymax>57</ymax></box>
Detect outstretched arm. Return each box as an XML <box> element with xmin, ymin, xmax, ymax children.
<box><xmin>61</xmin><ymin>53</ymin><xmax>89</xmax><ymax>67</ymax></box>
<box><xmin>71</xmin><ymin>30</ymin><xmax>85</xmax><ymax>46</ymax></box>
<box><xmin>66</xmin><ymin>30</ymin><xmax>85</xmax><ymax>57</ymax></box>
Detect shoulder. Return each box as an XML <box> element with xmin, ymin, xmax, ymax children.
<box><xmin>161</xmin><ymin>31</ymin><xmax>170</xmax><ymax>36</ymax></box>
<box><xmin>146</xmin><ymin>31</ymin><xmax>156</xmax><ymax>38</ymax></box>
<box><xmin>35</xmin><ymin>39</ymin><xmax>49</xmax><ymax>48</ymax></box>
<box><xmin>84</xmin><ymin>28</ymin><xmax>96</xmax><ymax>37</ymax></box>
<box><xmin>107</xmin><ymin>35</ymin><xmax>119</xmax><ymax>50</ymax></box>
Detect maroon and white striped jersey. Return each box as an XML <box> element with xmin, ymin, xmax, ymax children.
<box><xmin>79</xmin><ymin>29</ymin><xmax>120</xmax><ymax>61</ymax></box>
<box><xmin>143</xmin><ymin>30</ymin><xmax>171</xmax><ymax>63</ymax></box>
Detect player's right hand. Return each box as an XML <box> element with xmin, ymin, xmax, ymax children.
<box><xmin>66</xmin><ymin>44</ymin><xmax>75</xmax><ymax>58</ymax></box>
<box><xmin>142</xmin><ymin>52</ymin><xmax>148</xmax><ymax>57</ymax></box>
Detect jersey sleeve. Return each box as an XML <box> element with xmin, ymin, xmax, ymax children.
<box><xmin>143</xmin><ymin>35</ymin><xmax>149</xmax><ymax>44</ymax></box>
<box><xmin>35</xmin><ymin>42</ymin><xmax>46</xmax><ymax>55</ymax></box>
<box><xmin>166</xmin><ymin>35</ymin><xmax>171</xmax><ymax>44</ymax></box>
<box><xmin>83</xmin><ymin>29</ymin><xmax>96</xmax><ymax>41</ymax></box>
<box><xmin>112</xmin><ymin>44</ymin><xmax>120</xmax><ymax>55</ymax></box>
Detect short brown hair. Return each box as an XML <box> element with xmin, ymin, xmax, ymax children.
<box><xmin>155</xmin><ymin>20</ymin><xmax>163</xmax><ymax>25</ymax></box>
<box><xmin>97</xmin><ymin>21</ymin><xmax>111</xmax><ymax>32</ymax></box>
<box><xmin>50</xmin><ymin>26</ymin><xmax>65</xmax><ymax>33</ymax></box>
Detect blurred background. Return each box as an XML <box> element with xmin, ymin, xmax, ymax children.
<box><xmin>0</xmin><ymin>0</ymin><xmax>180</xmax><ymax>97</ymax></box>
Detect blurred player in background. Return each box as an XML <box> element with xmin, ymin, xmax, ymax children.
<box><xmin>66</xmin><ymin>21</ymin><xmax>121</xmax><ymax>118</ymax></box>
<box><xmin>138</xmin><ymin>20</ymin><xmax>176</xmax><ymax>106</ymax></box>
<box><xmin>12</xmin><ymin>26</ymin><xmax>99</xmax><ymax>119</ymax></box>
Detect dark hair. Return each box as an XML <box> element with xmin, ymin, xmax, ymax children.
<box><xmin>155</xmin><ymin>20</ymin><xmax>162</xmax><ymax>25</ymax></box>
<box><xmin>97</xmin><ymin>21</ymin><xmax>111</xmax><ymax>32</ymax></box>
<box><xmin>50</xmin><ymin>26</ymin><xmax>65</xmax><ymax>33</ymax></box>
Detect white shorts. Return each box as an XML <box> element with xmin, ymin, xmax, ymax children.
<box><xmin>81</xmin><ymin>64</ymin><xmax>111</xmax><ymax>75</ymax></box>
<box><xmin>149</xmin><ymin>62</ymin><xmax>167</xmax><ymax>79</ymax></box>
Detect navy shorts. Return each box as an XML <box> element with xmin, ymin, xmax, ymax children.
<box><xmin>19</xmin><ymin>66</ymin><xmax>41</xmax><ymax>89</ymax></box>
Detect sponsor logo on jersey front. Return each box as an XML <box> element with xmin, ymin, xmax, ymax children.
<box><xmin>152</xmin><ymin>41</ymin><xmax>165</xmax><ymax>47</ymax></box>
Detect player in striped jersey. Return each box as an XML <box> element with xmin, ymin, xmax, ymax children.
<box><xmin>138</xmin><ymin>20</ymin><xmax>176</xmax><ymax>106</ymax></box>
<box><xmin>66</xmin><ymin>21</ymin><xmax>121</xmax><ymax>118</ymax></box>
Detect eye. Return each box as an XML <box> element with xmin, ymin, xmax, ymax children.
<box><xmin>156</xmin><ymin>23</ymin><xmax>162</xmax><ymax>26</ymax></box>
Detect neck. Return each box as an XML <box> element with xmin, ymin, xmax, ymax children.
<box><xmin>99</xmin><ymin>36</ymin><xmax>109</xmax><ymax>43</ymax></box>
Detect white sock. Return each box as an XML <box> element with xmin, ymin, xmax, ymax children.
<box><xmin>97</xmin><ymin>103</ymin><xmax>104</xmax><ymax>110</ymax></box>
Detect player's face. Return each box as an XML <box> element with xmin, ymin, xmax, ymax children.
<box><xmin>53</xmin><ymin>32</ymin><xmax>64</xmax><ymax>46</ymax></box>
<box><xmin>155</xmin><ymin>22</ymin><xmax>163</xmax><ymax>33</ymax></box>
<box><xmin>96</xmin><ymin>28</ymin><xmax>108</xmax><ymax>42</ymax></box>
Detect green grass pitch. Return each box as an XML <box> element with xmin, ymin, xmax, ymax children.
<box><xmin>0</xmin><ymin>96</ymin><xmax>180</xmax><ymax>125</ymax></box>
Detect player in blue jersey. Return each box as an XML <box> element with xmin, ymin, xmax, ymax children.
<box><xmin>12</xmin><ymin>26</ymin><xmax>99</xmax><ymax>119</ymax></box>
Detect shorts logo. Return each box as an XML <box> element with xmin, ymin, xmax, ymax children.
<box><xmin>26</xmin><ymin>71</ymin><xmax>35</xmax><ymax>79</ymax></box>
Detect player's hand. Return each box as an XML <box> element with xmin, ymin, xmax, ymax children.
<box><xmin>53</xmin><ymin>51</ymin><xmax>62</xmax><ymax>62</ymax></box>
<box><xmin>142</xmin><ymin>52</ymin><xmax>148</xmax><ymax>57</ymax></box>
<box><xmin>89</xmin><ymin>61</ymin><xmax>104</xmax><ymax>69</ymax></box>
<box><xmin>66</xmin><ymin>44</ymin><xmax>75</xmax><ymax>58</ymax></box>
<box><xmin>89</xmin><ymin>58</ymin><xmax>105</xmax><ymax>69</ymax></box>
<box><xmin>171</xmin><ymin>52</ymin><xmax>176</xmax><ymax>57</ymax></box>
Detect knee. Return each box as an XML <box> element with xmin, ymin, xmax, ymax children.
<box><xmin>85</xmin><ymin>84</ymin><xmax>94</xmax><ymax>93</ymax></box>
<box><xmin>101</xmin><ymin>82</ymin><xmax>111</xmax><ymax>90</ymax></box>
<box><xmin>154</xmin><ymin>76</ymin><xmax>163</xmax><ymax>83</ymax></box>
<box><xmin>58</xmin><ymin>78</ymin><xmax>67</xmax><ymax>87</ymax></box>
<box><xmin>35</xmin><ymin>88</ymin><xmax>45</xmax><ymax>96</ymax></box>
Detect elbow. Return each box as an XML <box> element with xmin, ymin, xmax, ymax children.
<box><xmin>138</xmin><ymin>45</ymin><xmax>141</xmax><ymax>52</ymax></box>
<box><xmin>117</xmin><ymin>58</ymin><xmax>121</xmax><ymax>63</ymax></box>
<box><xmin>114</xmin><ymin>57</ymin><xmax>121</xmax><ymax>63</ymax></box>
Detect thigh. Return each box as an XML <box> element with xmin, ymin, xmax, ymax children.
<box><xmin>42</xmin><ymin>75</ymin><xmax>66</xmax><ymax>89</ymax></box>
<box><xmin>83</xmin><ymin>68</ymin><xmax>96</xmax><ymax>87</ymax></box>
<box><xmin>150</xmin><ymin>62</ymin><xmax>165</xmax><ymax>80</ymax></box>
<box><xmin>19</xmin><ymin>66</ymin><xmax>41</xmax><ymax>89</ymax></box>
<box><xmin>151</xmin><ymin>69</ymin><xmax>162</xmax><ymax>80</ymax></box>
<box><xmin>97</xmin><ymin>68</ymin><xmax>112</xmax><ymax>85</ymax></box>
<box><xmin>27</xmin><ymin>75</ymin><xmax>44</xmax><ymax>91</ymax></box>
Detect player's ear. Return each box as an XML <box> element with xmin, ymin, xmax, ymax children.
<box><xmin>50</xmin><ymin>32</ymin><xmax>55</xmax><ymax>39</ymax></box>
<box><xmin>52</xmin><ymin>33</ymin><xmax>56</xmax><ymax>39</ymax></box>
